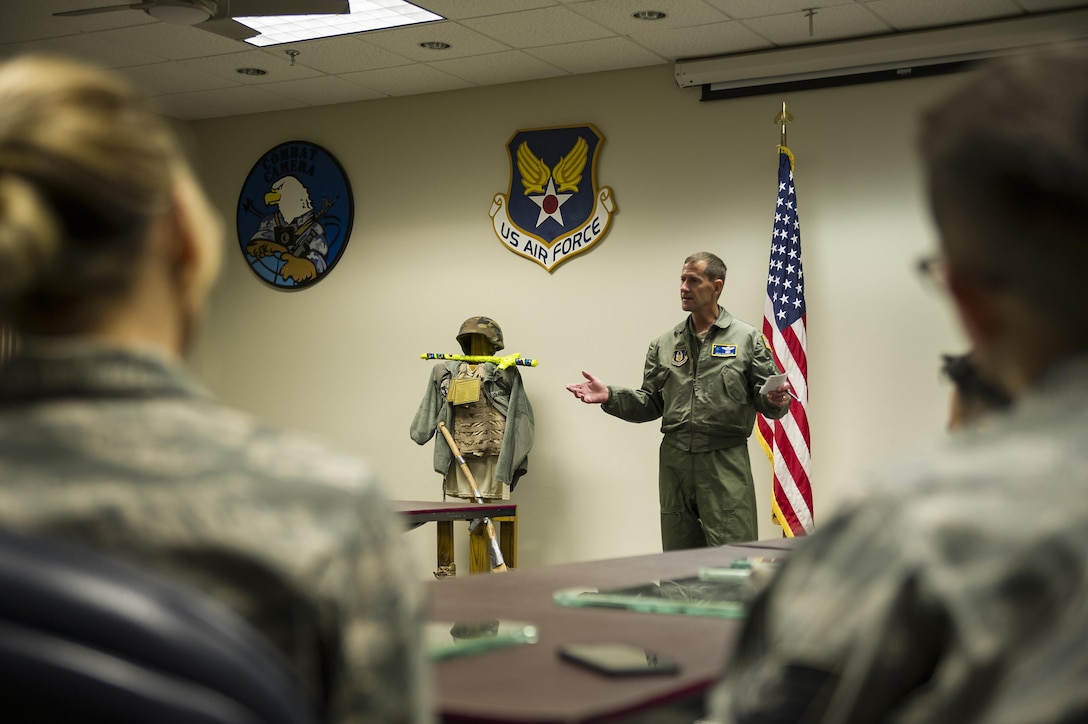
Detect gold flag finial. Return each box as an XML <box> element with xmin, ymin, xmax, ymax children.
<box><xmin>773</xmin><ymin>101</ymin><xmax>794</xmax><ymax>148</ymax></box>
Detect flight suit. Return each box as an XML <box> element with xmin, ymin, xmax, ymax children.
<box><xmin>603</xmin><ymin>305</ymin><xmax>787</xmax><ymax>549</ymax></box>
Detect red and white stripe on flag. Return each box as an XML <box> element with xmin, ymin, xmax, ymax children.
<box><xmin>756</xmin><ymin>146</ymin><xmax>813</xmax><ymax>537</ymax></box>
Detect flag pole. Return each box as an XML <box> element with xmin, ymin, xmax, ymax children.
<box><xmin>773</xmin><ymin>101</ymin><xmax>793</xmax><ymax>148</ymax></box>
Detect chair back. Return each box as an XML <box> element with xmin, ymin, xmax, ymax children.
<box><xmin>0</xmin><ymin>528</ymin><xmax>317</xmax><ymax>723</ymax></box>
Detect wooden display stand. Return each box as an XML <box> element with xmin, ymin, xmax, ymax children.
<box><xmin>395</xmin><ymin>500</ymin><xmax>517</xmax><ymax>576</ymax></box>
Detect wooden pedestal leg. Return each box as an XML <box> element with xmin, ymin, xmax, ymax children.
<box><xmin>468</xmin><ymin>525</ymin><xmax>491</xmax><ymax>574</ymax></box>
<box><xmin>496</xmin><ymin>515</ymin><xmax>517</xmax><ymax>570</ymax></box>
<box><xmin>434</xmin><ymin>520</ymin><xmax>456</xmax><ymax>578</ymax></box>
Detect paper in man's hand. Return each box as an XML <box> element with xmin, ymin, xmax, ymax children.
<box><xmin>759</xmin><ymin>374</ymin><xmax>788</xmax><ymax>394</ymax></box>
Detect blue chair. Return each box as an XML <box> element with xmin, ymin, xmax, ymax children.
<box><xmin>0</xmin><ymin>528</ymin><xmax>317</xmax><ymax>723</ymax></box>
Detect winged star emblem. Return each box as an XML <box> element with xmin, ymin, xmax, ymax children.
<box><xmin>516</xmin><ymin>137</ymin><xmax>588</xmax><ymax>227</ymax></box>
<box><xmin>489</xmin><ymin>124</ymin><xmax>616</xmax><ymax>272</ymax></box>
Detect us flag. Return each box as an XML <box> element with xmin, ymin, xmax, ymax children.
<box><xmin>756</xmin><ymin>147</ymin><xmax>813</xmax><ymax>537</ymax></box>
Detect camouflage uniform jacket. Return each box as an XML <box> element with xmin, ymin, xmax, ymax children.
<box><xmin>711</xmin><ymin>353</ymin><xmax>1088</xmax><ymax>724</ymax></box>
<box><xmin>0</xmin><ymin>341</ymin><xmax>431</xmax><ymax>724</ymax></box>
<box><xmin>410</xmin><ymin>360</ymin><xmax>534</xmax><ymax>490</ymax></box>
<box><xmin>603</xmin><ymin>306</ymin><xmax>786</xmax><ymax>451</ymax></box>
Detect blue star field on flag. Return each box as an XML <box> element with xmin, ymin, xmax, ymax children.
<box><xmin>767</xmin><ymin>153</ymin><xmax>806</xmax><ymax>329</ymax></box>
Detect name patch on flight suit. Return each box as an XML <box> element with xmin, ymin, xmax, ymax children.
<box><xmin>712</xmin><ymin>345</ymin><xmax>738</xmax><ymax>357</ymax></box>
<box><xmin>672</xmin><ymin>350</ymin><xmax>689</xmax><ymax>366</ymax></box>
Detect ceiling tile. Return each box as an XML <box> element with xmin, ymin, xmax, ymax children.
<box><xmin>0</xmin><ymin>6</ymin><xmax>88</xmax><ymax>43</ymax></box>
<box><xmin>460</xmin><ymin>6</ymin><xmax>614</xmax><ymax>48</ymax></box>
<box><xmin>631</xmin><ymin>20</ymin><xmax>773</xmax><ymax>61</ymax></box>
<box><xmin>1012</xmin><ymin>0</ymin><xmax>1088</xmax><ymax>9</ymax></box>
<box><xmin>525</xmin><ymin>36</ymin><xmax>668</xmax><ymax>73</ymax></box>
<box><xmin>178</xmin><ymin>49</ymin><xmax>324</xmax><ymax>84</ymax></box>
<box><xmin>147</xmin><ymin>94</ymin><xmax>220</xmax><ymax>121</ymax></box>
<box><xmin>0</xmin><ymin>33</ymin><xmax>164</xmax><ymax>68</ymax></box>
<box><xmin>428</xmin><ymin>49</ymin><xmax>567</xmax><ymax>84</ymax></box>
<box><xmin>260</xmin><ymin>75</ymin><xmax>389</xmax><ymax>104</ymax></box>
<box><xmin>23</xmin><ymin>1</ymin><xmax>158</xmax><ymax>33</ymax></box>
<box><xmin>569</xmin><ymin>0</ymin><xmax>730</xmax><ymax>34</ymax></box>
<box><xmin>362</xmin><ymin>20</ymin><xmax>513</xmax><ymax>59</ymax></box>
<box><xmin>340</xmin><ymin>63</ymin><xmax>475</xmax><ymax>95</ymax></box>
<box><xmin>411</xmin><ymin>0</ymin><xmax>558</xmax><ymax>20</ymax></box>
<box><xmin>155</xmin><ymin>86</ymin><xmax>307</xmax><ymax>120</ymax></box>
<box><xmin>85</xmin><ymin>23</ymin><xmax>244</xmax><ymax>61</ymax></box>
<box><xmin>256</xmin><ymin>36</ymin><xmax>413</xmax><ymax>74</ymax></box>
<box><xmin>118</xmin><ymin>62</ymin><xmax>239</xmax><ymax>96</ymax></box>
<box><xmin>703</xmin><ymin>0</ymin><xmax>858</xmax><ymax>21</ymax></box>
<box><xmin>4</xmin><ymin>0</ymin><xmax>1084</xmax><ymax>121</ymax></box>
<box><xmin>742</xmin><ymin>4</ymin><xmax>894</xmax><ymax>46</ymax></box>
<box><xmin>862</xmin><ymin>0</ymin><xmax>1024</xmax><ymax>30</ymax></box>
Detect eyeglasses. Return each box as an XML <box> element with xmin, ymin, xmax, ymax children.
<box><xmin>916</xmin><ymin>254</ymin><xmax>948</xmax><ymax>292</ymax></box>
<box><xmin>916</xmin><ymin>253</ymin><xmax>1009</xmax><ymax>293</ymax></box>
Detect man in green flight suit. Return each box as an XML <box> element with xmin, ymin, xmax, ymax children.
<box><xmin>567</xmin><ymin>251</ymin><xmax>791</xmax><ymax>549</ymax></box>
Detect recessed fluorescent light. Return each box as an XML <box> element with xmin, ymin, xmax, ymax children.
<box><xmin>241</xmin><ymin>0</ymin><xmax>443</xmax><ymax>47</ymax></box>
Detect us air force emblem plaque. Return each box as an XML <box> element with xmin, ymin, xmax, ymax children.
<box><xmin>236</xmin><ymin>140</ymin><xmax>354</xmax><ymax>290</ymax></box>
<box><xmin>489</xmin><ymin>124</ymin><xmax>616</xmax><ymax>272</ymax></box>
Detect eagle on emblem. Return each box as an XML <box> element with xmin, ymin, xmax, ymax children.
<box><xmin>517</xmin><ymin>136</ymin><xmax>588</xmax><ymax>195</ymax></box>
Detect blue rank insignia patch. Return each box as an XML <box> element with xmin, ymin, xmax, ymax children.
<box><xmin>672</xmin><ymin>350</ymin><xmax>689</xmax><ymax>366</ymax></box>
<box><xmin>712</xmin><ymin>345</ymin><xmax>738</xmax><ymax>357</ymax></box>
<box><xmin>489</xmin><ymin>124</ymin><xmax>616</xmax><ymax>272</ymax></box>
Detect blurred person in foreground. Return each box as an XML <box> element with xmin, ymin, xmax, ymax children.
<box><xmin>710</xmin><ymin>45</ymin><xmax>1088</xmax><ymax>724</ymax></box>
<box><xmin>0</xmin><ymin>55</ymin><xmax>429</xmax><ymax>723</ymax></box>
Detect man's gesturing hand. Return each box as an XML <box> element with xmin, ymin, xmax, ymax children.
<box><xmin>566</xmin><ymin>370</ymin><xmax>609</xmax><ymax>405</ymax></box>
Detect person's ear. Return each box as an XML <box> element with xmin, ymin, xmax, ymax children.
<box><xmin>946</xmin><ymin>265</ymin><xmax>998</xmax><ymax>350</ymax></box>
<box><xmin>169</xmin><ymin>167</ymin><xmax>223</xmax><ymax>306</ymax></box>
<box><xmin>714</xmin><ymin>277</ymin><xmax>724</xmax><ymax>297</ymax></box>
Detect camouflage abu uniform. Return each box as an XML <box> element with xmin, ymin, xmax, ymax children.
<box><xmin>0</xmin><ymin>342</ymin><xmax>430</xmax><ymax>724</ymax></box>
<box><xmin>603</xmin><ymin>305</ymin><xmax>786</xmax><ymax>548</ymax></box>
<box><xmin>711</xmin><ymin>354</ymin><xmax>1088</xmax><ymax>724</ymax></box>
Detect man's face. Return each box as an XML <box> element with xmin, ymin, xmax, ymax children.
<box><xmin>680</xmin><ymin>261</ymin><xmax>722</xmax><ymax>314</ymax></box>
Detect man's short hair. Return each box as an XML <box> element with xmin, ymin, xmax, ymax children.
<box><xmin>919</xmin><ymin>45</ymin><xmax>1088</xmax><ymax>334</ymax></box>
<box><xmin>685</xmin><ymin>252</ymin><xmax>727</xmax><ymax>283</ymax></box>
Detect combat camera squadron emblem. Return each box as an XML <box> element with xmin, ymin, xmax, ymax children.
<box><xmin>489</xmin><ymin>124</ymin><xmax>616</xmax><ymax>272</ymax></box>
<box><xmin>237</xmin><ymin>140</ymin><xmax>354</xmax><ymax>289</ymax></box>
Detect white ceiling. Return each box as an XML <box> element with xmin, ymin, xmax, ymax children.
<box><xmin>2</xmin><ymin>0</ymin><xmax>1085</xmax><ymax>120</ymax></box>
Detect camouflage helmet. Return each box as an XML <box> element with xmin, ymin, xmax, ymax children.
<box><xmin>456</xmin><ymin>316</ymin><xmax>504</xmax><ymax>354</ymax></box>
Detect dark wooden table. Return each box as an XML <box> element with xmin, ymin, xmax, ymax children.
<box><xmin>394</xmin><ymin>499</ymin><xmax>518</xmax><ymax>576</ymax></box>
<box><xmin>426</xmin><ymin>542</ymin><xmax>793</xmax><ymax>722</ymax></box>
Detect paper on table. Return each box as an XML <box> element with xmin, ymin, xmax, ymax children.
<box><xmin>759</xmin><ymin>374</ymin><xmax>788</xmax><ymax>394</ymax></box>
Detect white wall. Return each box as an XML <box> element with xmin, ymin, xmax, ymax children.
<box><xmin>186</xmin><ymin>63</ymin><xmax>968</xmax><ymax>580</ymax></box>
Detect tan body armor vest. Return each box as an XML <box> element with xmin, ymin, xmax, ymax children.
<box><xmin>444</xmin><ymin>363</ymin><xmax>507</xmax><ymax>499</ymax></box>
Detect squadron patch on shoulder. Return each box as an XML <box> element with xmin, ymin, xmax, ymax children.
<box><xmin>672</xmin><ymin>350</ymin><xmax>689</xmax><ymax>366</ymax></box>
<box><xmin>712</xmin><ymin>344</ymin><xmax>738</xmax><ymax>357</ymax></box>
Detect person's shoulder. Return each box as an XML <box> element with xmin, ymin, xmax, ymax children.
<box><xmin>164</xmin><ymin>398</ymin><xmax>379</xmax><ymax>496</ymax></box>
<box><xmin>852</xmin><ymin>416</ymin><xmax>1088</xmax><ymax>560</ymax></box>
<box><xmin>657</xmin><ymin>318</ymin><xmax>689</xmax><ymax>342</ymax></box>
<box><xmin>725</xmin><ymin>315</ymin><xmax>759</xmax><ymax>336</ymax></box>
<box><xmin>643</xmin><ymin>323</ymin><xmax>683</xmax><ymax>356</ymax></box>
